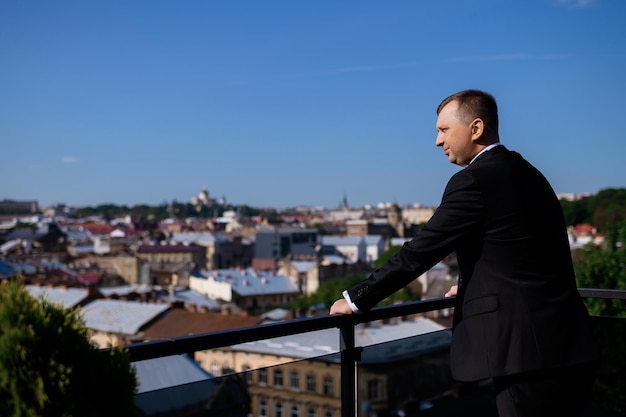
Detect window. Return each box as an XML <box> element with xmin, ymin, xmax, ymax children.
<box><xmin>259</xmin><ymin>400</ymin><xmax>268</xmax><ymax>417</ymax></box>
<box><xmin>211</xmin><ymin>361</ymin><xmax>219</xmax><ymax>376</ymax></box>
<box><xmin>274</xmin><ymin>369</ymin><xmax>283</xmax><ymax>387</ymax></box>
<box><xmin>275</xmin><ymin>402</ymin><xmax>283</xmax><ymax>417</ymax></box>
<box><xmin>323</xmin><ymin>376</ymin><xmax>333</xmax><ymax>396</ymax></box>
<box><xmin>306</xmin><ymin>374</ymin><xmax>316</xmax><ymax>392</ymax></box>
<box><xmin>367</xmin><ymin>379</ymin><xmax>379</xmax><ymax>400</ymax></box>
<box><xmin>259</xmin><ymin>368</ymin><xmax>268</xmax><ymax>385</ymax></box>
<box><xmin>290</xmin><ymin>405</ymin><xmax>300</xmax><ymax>417</ymax></box>
<box><xmin>290</xmin><ymin>371</ymin><xmax>300</xmax><ymax>390</ymax></box>
<box><xmin>307</xmin><ymin>408</ymin><xmax>316</xmax><ymax>417</ymax></box>
<box><xmin>324</xmin><ymin>411</ymin><xmax>333</xmax><ymax>417</ymax></box>
<box><xmin>242</xmin><ymin>364</ymin><xmax>252</xmax><ymax>384</ymax></box>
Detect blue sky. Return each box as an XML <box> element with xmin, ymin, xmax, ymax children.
<box><xmin>1</xmin><ymin>0</ymin><xmax>625</xmax><ymax>210</ymax></box>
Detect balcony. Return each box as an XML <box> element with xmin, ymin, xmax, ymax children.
<box><xmin>120</xmin><ymin>289</ymin><xmax>626</xmax><ymax>417</ymax></box>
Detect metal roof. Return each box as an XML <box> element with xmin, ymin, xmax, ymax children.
<box><xmin>196</xmin><ymin>268</ymin><xmax>299</xmax><ymax>297</ymax></box>
<box><xmin>322</xmin><ymin>235</ymin><xmax>364</xmax><ymax>246</ymax></box>
<box><xmin>79</xmin><ymin>299</ymin><xmax>170</xmax><ymax>335</ymax></box>
<box><xmin>363</xmin><ymin>234</ymin><xmax>385</xmax><ymax>244</ymax></box>
<box><xmin>170</xmin><ymin>231</ymin><xmax>216</xmax><ymax>246</ymax></box>
<box><xmin>133</xmin><ymin>354</ymin><xmax>214</xmax><ymax>393</ymax></box>
<box><xmin>99</xmin><ymin>284</ymin><xmax>155</xmax><ymax>297</ymax></box>
<box><xmin>0</xmin><ymin>259</ymin><xmax>16</xmax><ymax>276</ymax></box>
<box><xmin>160</xmin><ymin>289</ymin><xmax>221</xmax><ymax>311</ymax></box>
<box><xmin>25</xmin><ymin>285</ymin><xmax>89</xmax><ymax>308</ymax></box>
<box><xmin>320</xmin><ymin>255</ymin><xmax>351</xmax><ymax>265</ymax></box>
<box><xmin>290</xmin><ymin>260</ymin><xmax>318</xmax><ymax>273</ymax></box>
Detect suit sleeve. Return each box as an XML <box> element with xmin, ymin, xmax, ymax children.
<box><xmin>345</xmin><ymin>170</ymin><xmax>485</xmax><ymax>312</ymax></box>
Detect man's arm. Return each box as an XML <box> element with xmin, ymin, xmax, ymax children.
<box><xmin>338</xmin><ymin>170</ymin><xmax>482</xmax><ymax>313</ymax></box>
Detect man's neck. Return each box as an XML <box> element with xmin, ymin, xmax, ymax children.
<box><xmin>469</xmin><ymin>142</ymin><xmax>501</xmax><ymax>165</ymax></box>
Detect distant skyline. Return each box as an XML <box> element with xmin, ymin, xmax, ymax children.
<box><xmin>2</xmin><ymin>0</ymin><xmax>625</xmax><ymax>209</ymax></box>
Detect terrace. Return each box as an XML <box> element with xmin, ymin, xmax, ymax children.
<box><xmin>121</xmin><ymin>288</ymin><xmax>626</xmax><ymax>417</ymax></box>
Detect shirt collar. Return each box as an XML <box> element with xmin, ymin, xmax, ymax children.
<box><xmin>468</xmin><ymin>142</ymin><xmax>501</xmax><ymax>165</ymax></box>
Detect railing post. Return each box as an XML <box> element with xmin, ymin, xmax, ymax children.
<box><xmin>340</xmin><ymin>323</ymin><xmax>361</xmax><ymax>417</ymax></box>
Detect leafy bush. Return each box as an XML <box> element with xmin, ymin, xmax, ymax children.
<box><xmin>0</xmin><ymin>280</ymin><xmax>138</xmax><ymax>417</ymax></box>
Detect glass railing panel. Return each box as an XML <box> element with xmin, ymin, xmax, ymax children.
<box><xmin>133</xmin><ymin>352</ymin><xmax>345</xmax><ymax>417</ymax></box>
<box><xmin>355</xmin><ymin>321</ymin><xmax>498</xmax><ymax>417</ymax></box>
<box><xmin>132</xmin><ymin>353</ymin><xmax>251</xmax><ymax>417</ymax></box>
<box><xmin>245</xmin><ymin>357</ymin><xmax>343</xmax><ymax>417</ymax></box>
<box><xmin>586</xmin><ymin>315</ymin><xmax>626</xmax><ymax>415</ymax></box>
<box><xmin>122</xmin><ymin>293</ymin><xmax>625</xmax><ymax>417</ymax></box>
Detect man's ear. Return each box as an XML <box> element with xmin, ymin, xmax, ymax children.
<box><xmin>470</xmin><ymin>118</ymin><xmax>485</xmax><ymax>141</ymax></box>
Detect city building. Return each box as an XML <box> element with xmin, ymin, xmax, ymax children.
<box><xmin>0</xmin><ymin>198</ymin><xmax>39</xmax><ymax>214</ymax></box>
<box><xmin>253</xmin><ymin>227</ymin><xmax>320</xmax><ymax>270</ymax></box>
<box><xmin>190</xmin><ymin>268</ymin><xmax>299</xmax><ymax>312</ymax></box>
<box><xmin>136</xmin><ymin>242</ymin><xmax>207</xmax><ymax>287</ymax></box>
<box><xmin>321</xmin><ymin>235</ymin><xmax>367</xmax><ymax>263</ymax></box>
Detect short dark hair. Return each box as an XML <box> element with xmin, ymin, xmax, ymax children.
<box><xmin>437</xmin><ymin>89</ymin><xmax>499</xmax><ymax>137</ymax></box>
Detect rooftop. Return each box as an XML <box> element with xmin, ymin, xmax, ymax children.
<box><xmin>80</xmin><ymin>299</ymin><xmax>170</xmax><ymax>335</ymax></box>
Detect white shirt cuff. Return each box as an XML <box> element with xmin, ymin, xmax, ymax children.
<box><xmin>342</xmin><ymin>290</ymin><xmax>362</xmax><ymax>314</ymax></box>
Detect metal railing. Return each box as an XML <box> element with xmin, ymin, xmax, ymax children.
<box><xmin>120</xmin><ymin>289</ymin><xmax>626</xmax><ymax>417</ymax></box>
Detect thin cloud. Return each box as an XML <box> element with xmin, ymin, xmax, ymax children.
<box><xmin>447</xmin><ymin>53</ymin><xmax>570</xmax><ymax>63</ymax></box>
<box><xmin>283</xmin><ymin>61</ymin><xmax>424</xmax><ymax>79</ymax></box>
<box><xmin>553</xmin><ymin>0</ymin><xmax>596</xmax><ymax>9</ymax></box>
<box><xmin>60</xmin><ymin>156</ymin><xmax>79</xmax><ymax>164</ymax></box>
<box><xmin>332</xmin><ymin>61</ymin><xmax>423</xmax><ymax>74</ymax></box>
<box><xmin>284</xmin><ymin>53</ymin><xmax>570</xmax><ymax>80</ymax></box>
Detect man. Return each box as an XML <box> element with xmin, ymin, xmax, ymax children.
<box><xmin>330</xmin><ymin>90</ymin><xmax>598</xmax><ymax>416</ymax></box>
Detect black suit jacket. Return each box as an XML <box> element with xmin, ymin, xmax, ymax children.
<box><xmin>346</xmin><ymin>145</ymin><xmax>597</xmax><ymax>381</ymax></box>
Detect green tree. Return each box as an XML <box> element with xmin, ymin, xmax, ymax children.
<box><xmin>560</xmin><ymin>188</ymin><xmax>626</xmax><ymax>232</ymax></box>
<box><xmin>292</xmin><ymin>274</ymin><xmax>365</xmax><ymax>310</ymax></box>
<box><xmin>589</xmin><ymin>188</ymin><xmax>626</xmax><ymax>232</ymax></box>
<box><xmin>0</xmin><ymin>280</ymin><xmax>138</xmax><ymax>417</ymax></box>
<box><xmin>573</xmin><ymin>221</ymin><xmax>626</xmax><ymax>318</ymax></box>
<box><xmin>560</xmin><ymin>198</ymin><xmax>591</xmax><ymax>227</ymax></box>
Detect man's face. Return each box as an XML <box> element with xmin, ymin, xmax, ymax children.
<box><xmin>435</xmin><ymin>101</ymin><xmax>476</xmax><ymax>167</ymax></box>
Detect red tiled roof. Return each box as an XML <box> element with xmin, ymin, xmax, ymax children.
<box><xmin>78</xmin><ymin>273</ymin><xmax>102</xmax><ymax>285</ymax></box>
<box><xmin>574</xmin><ymin>223</ymin><xmax>595</xmax><ymax>235</ymax></box>
<box><xmin>81</xmin><ymin>223</ymin><xmax>115</xmax><ymax>235</ymax></box>
<box><xmin>252</xmin><ymin>258</ymin><xmax>276</xmax><ymax>271</ymax></box>
<box><xmin>53</xmin><ymin>269</ymin><xmax>102</xmax><ymax>285</ymax></box>
<box><xmin>140</xmin><ymin>308</ymin><xmax>263</xmax><ymax>340</ymax></box>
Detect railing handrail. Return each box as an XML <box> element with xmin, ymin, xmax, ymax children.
<box><xmin>122</xmin><ymin>296</ymin><xmax>456</xmax><ymax>361</ymax></box>
<box><xmin>578</xmin><ymin>288</ymin><xmax>626</xmax><ymax>299</ymax></box>
<box><xmin>119</xmin><ymin>288</ymin><xmax>626</xmax><ymax>362</ymax></box>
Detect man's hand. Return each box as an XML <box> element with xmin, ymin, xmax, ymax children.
<box><xmin>445</xmin><ymin>285</ymin><xmax>458</xmax><ymax>298</ymax></box>
<box><xmin>330</xmin><ymin>298</ymin><xmax>354</xmax><ymax>315</ymax></box>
